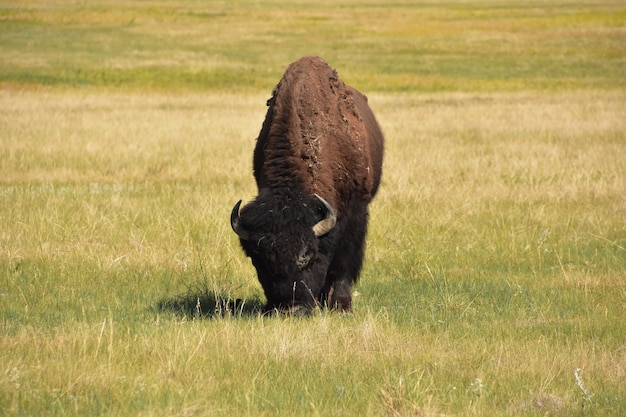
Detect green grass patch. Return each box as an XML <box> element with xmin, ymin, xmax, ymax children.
<box><xmin>1</xmin><ymin>0</ymin><xmax>625</xmax><ymax>92</ymax></box>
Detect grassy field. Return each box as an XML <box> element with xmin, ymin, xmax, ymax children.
<box><xmin>1</xmin><ymin>1</ymin><xmax>625</xmax><ymax>416</ymax></box>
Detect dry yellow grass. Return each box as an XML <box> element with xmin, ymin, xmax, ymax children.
<box><xmin>0</xmin><ymin>90</ymin><xmax>265</xmax><ymax>184</ymax></box>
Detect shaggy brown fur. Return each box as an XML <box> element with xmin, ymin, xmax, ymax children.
<box><xmin>254</xmin><ymin>56</ymin><xmax>383</xmax><ymax>211</ymax></box>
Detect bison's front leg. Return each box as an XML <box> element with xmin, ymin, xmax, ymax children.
<box><xmin>323</xmin><ymin>278</ymin><xmax>353</xmax><ymax>311</ymax></box>
<box><xmin>323</xmin><ymin>202</ymin><xmax>369</xmax><ymax>312</ymax></box>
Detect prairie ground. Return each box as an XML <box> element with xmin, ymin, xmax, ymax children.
<box><xmin>1</xmin><ymin>1</ymin><xmax>625</xmax><ymax>416</ymax></box>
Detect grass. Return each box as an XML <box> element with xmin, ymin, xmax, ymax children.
<box><xmin>1</xmin><ymin>0</ymin><xmax>625</xmax><ymax>92</ymax></box>
<box><xmin>1</xmin><ymin>0</ymin><xmax>626</xmax><ymax>416</ymax></box>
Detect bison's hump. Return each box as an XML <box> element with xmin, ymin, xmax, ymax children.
<box><xmin>254</xmin><ymin>56</ymin><xmax>380</xmax><ymax>209</ymax></box>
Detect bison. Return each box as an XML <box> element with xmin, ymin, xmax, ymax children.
<box><xmin>230</xmin><ymin>56</ymin><xmax>384</xmax><ymax>313</ymax></box>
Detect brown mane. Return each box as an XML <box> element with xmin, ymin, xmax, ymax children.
<box><xmin>253</xmin><ymin>56</ymin><xmax>381</xmax><ymax>212</ymax></box>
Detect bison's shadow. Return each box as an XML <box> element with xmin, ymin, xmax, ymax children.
<box><xmin>156</xmin><ymin>286</ymin><xmax>264</xmax><ymax>319</ymax></box>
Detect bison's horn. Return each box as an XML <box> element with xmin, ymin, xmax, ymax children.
<box><xmin>312</xmin><ymin>194</ymin><xmax>337</xmax><ymax>237</ymax></box>
<box><xmin>230</xmin><ymin>200</ymin><xmax>252</xmax><ymax>241</ymax></box>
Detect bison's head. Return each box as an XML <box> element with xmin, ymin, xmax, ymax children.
<box><xmin>230</xmin><ymin>190</ymin><xmax>337</xmax><ymax>312</ymax></box>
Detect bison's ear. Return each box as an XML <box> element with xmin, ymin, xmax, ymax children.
<box><xmin>312</xmin><ymin>194</ymin><xmax>337</xmax><ymax>237</ymax></box>
<box><xmin>230</xmin><ymin>200</ymin><xmax>253</xmax><ymax>241</ymax></box>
